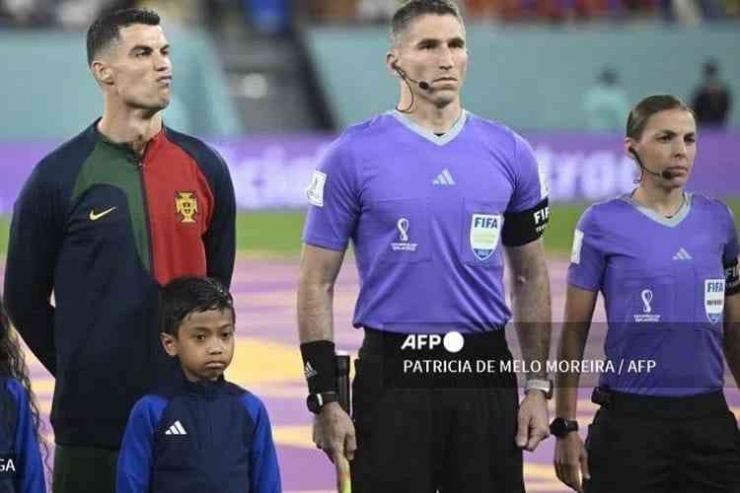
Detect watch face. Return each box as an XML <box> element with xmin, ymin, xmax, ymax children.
<box><xmin>553</xmin><ymin>420</ymin><xmax>566</xmax><ymax>437</ymax></box>
<box><xmin>551</xmin><ymin>418</ymin><xmax>577</xmax><ymax>437</ymax></box>
<box><xmin>306</xmin><ymin>395</ymin><xmax>320</xmax><ymax>414</ymax></box>
<box><xmin>307</xmin><ymin>392</ymin><xmax>338</xmax><ymax>414</ymax></box>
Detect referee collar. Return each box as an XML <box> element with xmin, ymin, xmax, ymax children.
<box><xmin>622</xmin><ymin>192</ymin><xmax>692</xmax><ymax>228</ymax></box>
<box><xmin>388</xmin><ymin>109</ymin><xmax>468</xmax><ymax>146</ymax></box>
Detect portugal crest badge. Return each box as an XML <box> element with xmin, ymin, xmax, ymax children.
<box><xmin>175</xmin><ymin>191</ymin><xmax>199</xmax><ymax>223</ymax></box>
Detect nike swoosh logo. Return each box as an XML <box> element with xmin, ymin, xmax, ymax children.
<box><xmin>89</xmin><ymin>207</ymin><xmax>117</xmax><ymax>221</ymax></box>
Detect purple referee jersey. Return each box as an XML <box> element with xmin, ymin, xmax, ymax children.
<box><xmin>568</xmin><ymin>193</ymin><xmax>740</xmax><ymax>396</ymax></box>
<box><xmin>302</xmin><ymin>110</ymin><xmax>548</xmax><ymax>333</ymax></box>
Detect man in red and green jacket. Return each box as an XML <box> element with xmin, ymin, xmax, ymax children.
<box><xmin>2</xmin><ymin>8</ymin><xmax>236</xmax><ymax>493</ymax></box>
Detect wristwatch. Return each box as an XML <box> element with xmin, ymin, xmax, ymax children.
<box><xmin>550</xmin><ymin>417</ymin><xmax>579</xmax><ymax>438</ymax></box>
<box><xmin>306</xmin><ymin>391</ymin><xmax>339</xmax><ymax>414</ymax></box>
<box><xmin>524</xmin><ymin>378</ymin><xmax>553</xmax><ymax>399</ymax></box>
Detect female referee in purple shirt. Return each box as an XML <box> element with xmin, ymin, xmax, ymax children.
<box><xmin>552</xmin><ymin>95</ymin><xmax>740</xmax><ymax>493</ymax></box>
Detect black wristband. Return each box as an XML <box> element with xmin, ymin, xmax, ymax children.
<box><xmin>300</xmin><ymin>340</ymin><xmax>337</xmax><ymax>394</ymax></box>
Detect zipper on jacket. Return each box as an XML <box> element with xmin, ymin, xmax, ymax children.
<box><xmin>199</xmin><ymin>400</ymin><xmax>210</xmax><ymax>454</ymax></box>
<box><xmin>206</xmin><ymin>395</ymin><xmax>214</xmax><ymax>452</ymax></box>
<box><xmin>136</xmin><ymin>159</ymin><xmax>156</xmax><ymax>280</ymax></box>
<box><xmin>136</xmin><ymin>160</ymin><xmax>157</xmax><ymax>373</ymax></box>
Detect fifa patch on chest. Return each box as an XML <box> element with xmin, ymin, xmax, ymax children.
<box><xmin>470</xmin><ymin>214</ymin><xmax>502</xmax><ymax>261</ymax></box>
<box><xmin>306</xmin><ymin>170</ymin><xmax>327</xmax><ymax>207</ymax></box>
<box><xmin>704</xmin><ymin>279</ymin><xmax>725</xmax><ymax>325</ymax></box>
<box><xmin>175</xmin><ymin>192</ymin><xmax>199</xmax><ymax>223</ymax></box>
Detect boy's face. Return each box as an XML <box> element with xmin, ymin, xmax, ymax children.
<box><xmin>161</xmin><ymin>308</ymin><xmax>235</xmax><ymax>382</ymax></box>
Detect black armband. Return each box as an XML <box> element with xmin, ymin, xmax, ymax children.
<box><xmin>502</xmin><ymin>198</ymin><xmax>549</xmax><ymax>247</ymax></box>
<box><xmin>725</xmin><ymin>258</ymin><xmax>740</xmax><ymax>295</ymax></box>
<box><xmin>300</xmin><ymin>340</ymin><xmax>337</xmax><ymax>394</ymax></box>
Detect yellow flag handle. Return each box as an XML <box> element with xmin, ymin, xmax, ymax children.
<box><xmin>336</xmin><ymin>455</ymin><xmax>352</xmax><ymax>493</ymax></box>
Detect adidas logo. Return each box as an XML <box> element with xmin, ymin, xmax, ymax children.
<box><xmin>672</xmin><ymin>247</ymin><xmax>692</xmax><ymax>260</ymax></box>
<box><xmin>432</xmin><ymin>169</ymin><xmax>456</xmax><ymax>186</ymax></box>
<box><xmin>304</xmin><ymin>362</ymin><xmax>318</xmax><ymax>379</ymax></box>
<box><xmin>165</xmin><ymin>420</ymin><xmax>188</xmax><ymax>436</ymax></box>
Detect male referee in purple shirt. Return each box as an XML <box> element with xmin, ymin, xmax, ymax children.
<box><xmin>297</xmin><ymin>1</ymin><xmax>553</xmax><ymax>492</ymax></box>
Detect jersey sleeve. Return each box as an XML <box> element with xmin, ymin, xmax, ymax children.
<box><xmin>202</xmin><ymin>147</ymin><xmax>236</xmax><ymax>289</ymax></box>
<box><xmin>116</xmin><ymin>396</ymin><xmax>167</xmax><ymax>493</ymax></box>
<box><xmin>3</xmin><ymin>163</ymin><xmax>63</xmax><ymax>376</ymax></box>
<box><xmin>166</xmin><ymin>130</ymin><xmax>237</xmax><ymax>289</ymax></box>
<box><xmin>7</xmin><ymin>380</ymin><xmax>45</xmax><ymax>493</ymax></box>
<box><xmin>242</xmin><ymin>393</ymin><xmax>282</xmax><ymax>493</ymax></box>
<box><xmin>501</xmin><ymin>133</ymin><xmax>550</xmax><ymax>246</ymax></box>
<box><xmin>722</xmin><ymin>205</ymin><xmax>740</xmax><ymax>295</ymax></box>
<box><xmin>567</xmin><ymin>206</ymin><xmax>606</xmax><ymax>292</ymax></box>
<box><xmin>301</xmin><ymin>136</ymin><xmax>360</xmax><ymax>252</ymax></box>
<box><xmin>506</xmin><ymin>133</ymin><xmax>548</xmax><ymax>213</ymax></box>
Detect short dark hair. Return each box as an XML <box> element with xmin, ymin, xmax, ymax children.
<box><xmin>626</xmin><ymin>95</ymin><xmax>693</xmax><ymax>140</ymax></box>
<box><xmin>86</xmin><ymin>8</ymin><xmax>161</xmax><ymax>66</ymax></box>
<box><xmin>391</xmin><ymin>0</ymin><xmax>463</xmax><ymax>45</ymax></box>
<box><xmin>160</xmin><ymin>277</ymin><xmax>235</xmax><ymax>337</ymax></box>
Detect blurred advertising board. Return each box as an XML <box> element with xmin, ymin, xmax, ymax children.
<box><xmin>1</xmin><ymin>132</ymin><xmax>737</xmax><ymax>212</ymax></box>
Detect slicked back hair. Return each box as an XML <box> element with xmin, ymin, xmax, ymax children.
<box><xmin>626</xmin><ymin>95</ymin><xmax>694</xmax><ymax>140</ymax></box>
<box><xmin>86</xmin><ymin>8</ymin><xmax>161</xmax><ymax>66</ymax></box>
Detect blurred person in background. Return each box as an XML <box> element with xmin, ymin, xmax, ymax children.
<box><xmin>358</xmin><ymin>0</ymin><xmax>400</xmax><ymax>21</ymax></box>
<box><xmin>298</xmin><ymin>1</ymin><xmax>552</xmax><ymax>492</ymax></box>
<box><xmin>0</xmin><ymin>0</ymin><xmax>51</xmax><ymax>26</ymax></box>
<box><xmin>2</xmin><ymin>7</ymin><xmax>235</xmax><ymax>493</ymax></box>
<box><xmin>54</xmin><ymin>0</ymin><xmax>130</xmax><ymax>28</ymax></box>
<box><xmin>583</xmin><ymin>67</ymin><xmax>631</xmax><ymax>132</ymax></box>
<box><xmin>726</xmin><ymin>0</ymin><xmax>739</xmax><ymax>16</ymax></box>
<box><xmin>243</xmin><ymin>0</ymin><xmax>291</xmax><ymax>34</ymax></box>
<box><xmin>692</xmin><ymin>59</ymin><xmax>732</xmax><ymax>128</ymax></box>
<box><xmin>464</xmin><ymin>0</ymin><xmax>502</xmax><ymax>19</ymax></box>
<box><xmin>553</xmin><ymin>94</ymin><xmax>740</xmax><ymax>493</ymax></box>
<box><xmin>135</xmin><ymin>0</ymin><xmax>203</xmax><ymax>25</ymax></box>
<box><xmin>303</xmin><ymin>0</ymin><xmax>358</xmax><ymax>21</ymax></box>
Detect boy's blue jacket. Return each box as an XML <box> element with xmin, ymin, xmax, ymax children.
<box><xmin>0</xmin><ymin>378</ymin><xmax>45</xmax><ymax>493</ymax></box>
<box><xmin>116</xmin><ymin>371</ymin><xmax>281</xmax><ymax>493</ymax></box>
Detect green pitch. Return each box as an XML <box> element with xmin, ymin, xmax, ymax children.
<box><xmin>0</xmin><ymin>216</ymin><xmax>8</xmax><ymax>258</ymax></box>
<box><xmin>234</xmin><ymin>205</ymin><xmax>587</xmax><ymax>256</ymax></box>
<box><xmin>241</xmin><ymin>204</ymin><xmax>641</xmax><ymax>255</ymax></box>
<box><xmin>2</xmin><ymin>200</ymin><xmax>740</xmax><ymax>258</ymax></box>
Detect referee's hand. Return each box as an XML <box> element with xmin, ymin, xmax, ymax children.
<box><xmin>515</xmin><ymin>391</ymin><xmax>550</xmax><ymax>452</ymax></box>
<box><xmin>313</xmin><ymin>402</ymin><xmax>357</xmax><ymax>465</ymax></box>
<box><xmin>554</xmin><ymin>432</ymin><xmax>589</xmax><ymax>493</ymax></box>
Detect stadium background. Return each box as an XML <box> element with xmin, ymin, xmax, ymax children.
<box><xmin>1</xmin><ymin>0</ymin><xmax>739</xmax><ymax>491</ymax></box>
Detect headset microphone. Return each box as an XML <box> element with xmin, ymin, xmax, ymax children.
<box><xmin>393</xmin><ymin>64</ymin><xmax>432</xmax><ymax>91</ymax></box>
<box><xmin>629</xmin><ymin>148</ymin><xmax>674</xmax><ymax>180</ymax></box>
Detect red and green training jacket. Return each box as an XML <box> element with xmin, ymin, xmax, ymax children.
<box><xmin>3</xmin><ymin>121</ymin><xmax>236</xmax><ymax>448</ymax></box>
